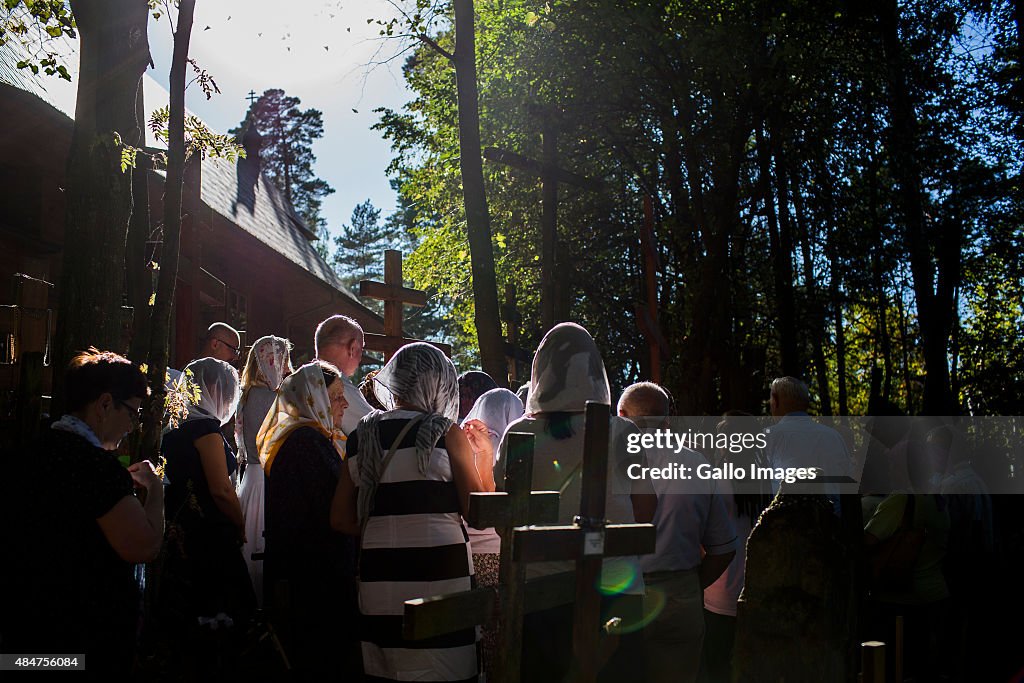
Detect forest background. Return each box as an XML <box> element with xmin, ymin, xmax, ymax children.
<box><xmin>3</xmin><ymin>0</ymin><xmax>1022</xmax><ymax>418</ymax></box>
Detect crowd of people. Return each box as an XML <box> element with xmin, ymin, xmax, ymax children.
<box><xmin>0</xmin><ymin>316</ymin><xmax>1010</xmax><ymax>682</ymax></box>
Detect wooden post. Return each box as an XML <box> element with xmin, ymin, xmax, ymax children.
<box><xmin>495</xmin><ymin>432</ymin><xmax>533</xmax><ymax>683</ymax></box>
<box><xmin>573</xmin><ymin>402</ymin><xmax>610</xmax><ymax>683</ymax></box>
<box><xmin>15</xmin><ymin>351</ymin><xmax>44</xmax><ymax>447</ymax></box>
<box><xmin>894</xmin><ymin>615</ymin><xmax>903</xmax><ymax>683</ymax></box>
<box><xmin>860</xmin><ymin>641</ymin><xmax>886</xmax><ymax>683</ymax></box>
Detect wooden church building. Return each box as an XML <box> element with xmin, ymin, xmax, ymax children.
<box><xmin>0</xmin><ymin>77</ymin><xmax>382</xmax><ymax>404</ymax></box>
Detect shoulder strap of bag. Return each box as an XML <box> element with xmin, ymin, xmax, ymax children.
<box><xmin>360</xmin><ymin>414</ymin><xmax>425</xmax><ymax>537</ymax></box>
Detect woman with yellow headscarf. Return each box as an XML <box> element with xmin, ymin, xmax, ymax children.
<box><xmin>256</xmin><ymin>360</ymin><xmax>360</xmax><ymax>679</ymax></box>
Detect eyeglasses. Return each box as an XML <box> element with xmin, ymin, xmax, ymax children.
<box><xmin>117</xmin><ymin>400</ymin><xmax>144</xmax><ymax>424</ymax></box>
<box><xmin>215</xmin><ymin>338</ymin><xmax>241</xmax><ymax>358</ymax></box>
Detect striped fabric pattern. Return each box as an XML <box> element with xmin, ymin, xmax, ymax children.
<box><xmin>349</xmin><ymin>411</ymin><xmax>478</xmax><ymax>682</ymax></box>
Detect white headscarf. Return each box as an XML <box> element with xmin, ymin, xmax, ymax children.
<box><xmin>235</xmin><ymin>335</ymin><xmax>292</xmax><ymax>464</ymax></box>
<box><xmin>181</xmin><ymin>357</ymin><xmax>240</xmax><ymax>427</ymax></box>
<box><xmin>356</xmin><ymin>342</ymin><xmax>458</xmax><ymax>522</ymax></box>
<box><xmin>257</xmin><ymin>361</ymin><xmax>342</xmax><ymax>474</ymax></box>
<box><xmin>526</xmin><ymin>323</ymin><xmax>611</xmax><ymax>415</ymax></box>
<box><xmin>462</xmin><ymin>388</ymin><xmax>524</xmax><ymax>452</ymax></box>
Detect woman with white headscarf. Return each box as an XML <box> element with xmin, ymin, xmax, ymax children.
<box><xmin>462</xmin><ymin>387</ymin><xmax>524</xmax><ymax>555</ymax></box>
<box><xmin>331</xmin><ymin>343</ymin><xmax>491</xmax><ymax>683</ymax></box>
<box><xmin>494</xmin><ymin>322</ymin><xmax>656</xmax><ymax>683</ymax></box>
<box><xmin>257</xmin><ymin>360</ymin><xmax>359</xmax><ymax>679</ymax></box>
<box><xmin>158</xmin><ymin>357</ymin><xmax>255</xmax><ymax>644</ymax></box>
<box><xmin>234</xmin><ymin>335</ymin><xmax>292</xmax><ymax>606</ymax></box>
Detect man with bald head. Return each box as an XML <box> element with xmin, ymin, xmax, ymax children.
<box><xmin>315</xmin><ymin>315</ymin><xmax>373</xmax><ymax>436</ymax></box>
<box><xmin>166</xmin><ymin>322</ymin><xmax>241</xmax><ymax>386</ymax></box>
<box><xmin>199</xmin><ymin>322</ymin><xmax>242</xmax><ymax>364</ymax></box>
<box><xmin>618</xmin><ymin>382</ymin><xmax>736</xmax><ymax>683</ymax></box>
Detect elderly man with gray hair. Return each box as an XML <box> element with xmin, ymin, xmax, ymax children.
<box><xmin>765</xmin><ymin>376</ymin><xmax>852</xmax><ymax>513</ymax></box>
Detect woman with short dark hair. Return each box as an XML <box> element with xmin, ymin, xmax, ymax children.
<box><xmin>1</xmin><ymin>349</ymin><xmax>161</xmax><ymax>674</ymax></box>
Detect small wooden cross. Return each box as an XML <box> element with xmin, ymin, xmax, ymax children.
<box><xmin>359</xmin><ymin>249</ymin><xmax>452</xmax><ymax>360</ymax></box>
<box><xmin>402</xmin><ymin>403</ymin><xmax>655</xmax><ymax>683</ymax></box>
<box><xmin>246</xmin><ymin>89</ymin><xmax>259</xmax><ymax>106</ymax></box>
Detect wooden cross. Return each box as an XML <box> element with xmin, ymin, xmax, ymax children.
<box><xmin>484</xmin><ymin>114</ymin><xmax>604</xmax><ymax>332</ymax></box>
<box><xmin>246</xmin><ymin>90</ymin><xmax>259</xmax><ymax>105</ymax></box>
<box><xmin>402</xmin><ymin>402</ymin><xmax>655</xmax><ymax>683</ymax></box>
<box><xmin>359</xmin><ymin>249</ymin><xmax>452</xmax><ymax>360</ymax></box>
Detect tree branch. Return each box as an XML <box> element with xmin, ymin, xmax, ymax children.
<box><xmin>417</xmin><ymin>32</ymin><xmax>454</xmax><ymax>63</ymax></box>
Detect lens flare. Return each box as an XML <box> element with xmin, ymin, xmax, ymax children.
<box><xmin>598</xmin><ymin>562</ymin><xmax>639</xmax><ymax>596</ymax></box>
<box><xmin>609</xmin><ymin>587</ymin><xmax>666</xmax><ymax>634</ymax></box>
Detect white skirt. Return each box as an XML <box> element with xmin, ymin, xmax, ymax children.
<box><xmin>237</xmin><ymin>463</ymin><xmax>266</xmax><ymax>606</ymax></box>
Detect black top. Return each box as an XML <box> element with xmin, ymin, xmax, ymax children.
<box><xmin>0</xmin><ymin>428</ymin><xmax>137</xmax><ymax>667</ymax></box>
<box><xmin>263</xmin><ymin>426</ymin><xmax>359</xmax><ymax>669</ymax></box>
<box><xmin>264</xmin><ymin>426</ymin><xmax>352</xmax><ymax>570</ymax></box>
<box><xmin>162</xmin><ymin>417</ymin><xmax>236</xmax><ymax>530</ymax></box>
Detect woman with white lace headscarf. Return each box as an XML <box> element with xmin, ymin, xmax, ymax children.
<box><xmin>158</xmin><ymin>357</ymin><xmax>255</xmax><ymax>641</ymax></box>
<box><xmin>330</xmin><ymin>342</ymin><xmax>491</xmax><ymax>682</ymax></box>
<box><xmin>234</xmin><ymin>335</ymin><xmax>292</xmax><ymax>606</ymax></box>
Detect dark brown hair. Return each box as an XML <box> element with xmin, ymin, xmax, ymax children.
<box><xmin>65</xmin><ymin>348</ymin><xmax>149</xmax><ymax>412</ymax></box>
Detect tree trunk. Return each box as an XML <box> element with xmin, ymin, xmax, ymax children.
<box><xmin>139</xmin><ymin>0</ymin><xmax>196</xmax><ymax>463</ymax></box>
<box><xmin>757</xmin><ymin>126</ymin><xmax>798</xmax><ymax>378</ymax></box>
<box><xmin>876</xmin><ymin>0</ymin><xmax>953</xmax><ymax>414</ymax></box>
<box><xmin>792</xmin><ymin>170</ymin><xmax>832</xmax><ymax>416</ymax></box>
<box><xmin>126</xmin><ymin>83</ymin><xmax>152</xmax><ymax>366</ymax></box>
<box><xmin>540</xmin><ymin>119</ymin><xmax>558</xmax><ymax>332</ymax></box>
<box><xmin>453</xmin><ymin>0</ymin><xmax>507</xmax><ymax>385</ymax></box>
<box><xmin>52</xmin><ymin>0</ymin><xmax>150</xmax><ymax>412</ymax></box>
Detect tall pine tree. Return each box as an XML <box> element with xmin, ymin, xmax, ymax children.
<box><xmin>231</xmin><ymin>89</ymin><xmax>334</xmax><ymax>254</ymax></box>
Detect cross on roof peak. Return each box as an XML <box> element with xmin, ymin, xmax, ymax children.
<box><xmin>246</xmin><ymin>90</ymin><xmax>259</xmax><ymax>106</ymax></box>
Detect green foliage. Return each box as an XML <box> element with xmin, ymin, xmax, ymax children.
<box><xmin>373</xmin><ymin>0</ymin><xmax>1022</xmax><ymax>412</ymax></box>
<box><xmin>149</xmin><ymin>106</ymin><xmax>246</xmax><ymax>163</ymax></box>
<box><xmin>1</xmin><ymin>0</ymin><xmax>75</xmax><ymax>81</ymax></box>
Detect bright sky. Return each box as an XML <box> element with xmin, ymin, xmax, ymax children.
<box><xmin>35</xmin><ymin>0</ymin><xmax>411</xmax><ymax>240</ymax></box>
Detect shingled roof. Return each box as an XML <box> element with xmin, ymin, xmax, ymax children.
<box><xmin>198</xmin><ymin>152</ymin><xmax>361</xmax><ymax>305</ymax></box>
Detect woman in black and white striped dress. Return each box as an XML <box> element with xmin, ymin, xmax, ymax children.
<box><xmin>332</xmin><ymin>343</ymin><xmax>493</xmax><ymax>683</ymax></box>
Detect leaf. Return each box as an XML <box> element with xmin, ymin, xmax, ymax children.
<box><xmin>525</xmin><ymin>11</ymin><xmax>539</xmax><ymax>27</ymax></box>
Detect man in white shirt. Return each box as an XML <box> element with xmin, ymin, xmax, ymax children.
<box><xmin>314</xmin><ymin>315</ymin><xmax>373</xmax><ymax>436</ymax></box>
<box><xmin>765</xmin><ymin>376</ymin><xmax>851</xmax><ymax>513</ymax></box>
<box><xmin>618</xmin><ymin>382</ymin><xmax>736</xmax><ymax>683</ymax></box>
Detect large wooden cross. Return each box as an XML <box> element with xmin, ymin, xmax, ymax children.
<box><xmin>402</xmin><ymin>402</ymin><xmax>655</xmax><ymax>683</ymax></box>
<box><xmin>359</xmin><ymin>249</ymin><xmax>452</xmax><ymax>360</ymax></box>
<box><xmin>484</xmin><ymin>114</ymin><xmax>604</xmax><ymax>332</ymax></box>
